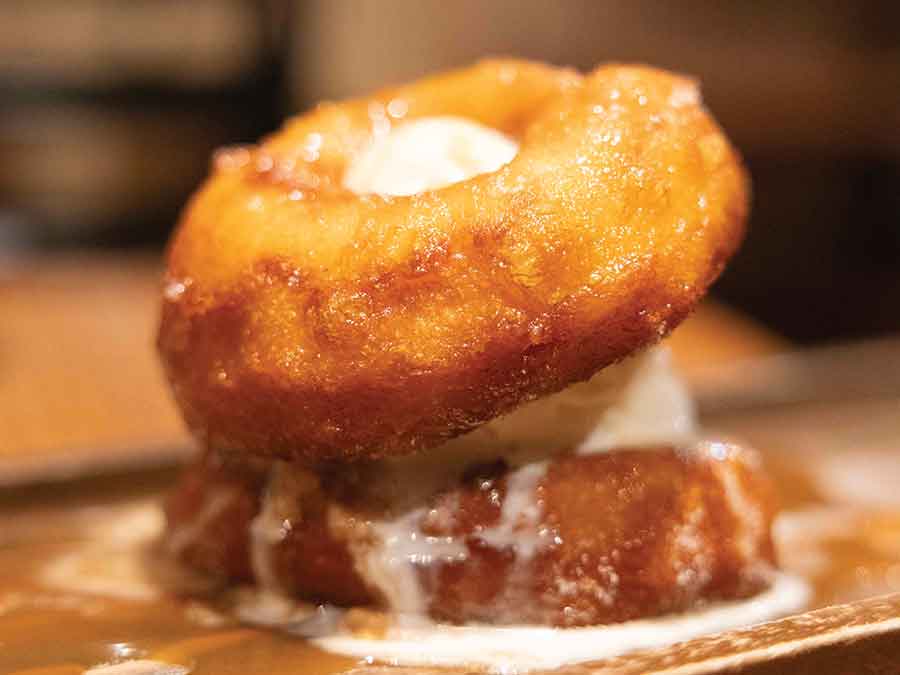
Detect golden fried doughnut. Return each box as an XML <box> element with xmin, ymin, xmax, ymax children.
<box><xmin>164</xmin><ymin>443</ymin><xmax>775</xmax><ymax>626</ymax></box>
<box><xmin>158</xmin><ymin>59</ymin><xmax>748</xmax><ymax>462</ymax></box>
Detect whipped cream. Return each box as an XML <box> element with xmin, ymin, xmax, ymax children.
<box><xmin>343</xmin><ymin>116</ymin><xmax>517</xmax><ymax>196</ymax></box>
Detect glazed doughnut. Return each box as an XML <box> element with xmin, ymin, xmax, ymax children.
<box><xmin>164</xmin><ymin>443</ymin><xmax>775</xmax><ymax>626</ymax></box>
<box><xmin>158</xmin><ymin>59</ymin><xmax>748</xmax><ymax>462</ymax></box>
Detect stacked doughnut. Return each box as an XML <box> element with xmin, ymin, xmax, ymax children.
<box><xmin>159</xmin><ymin>60</ymin><xmax>776</xmax><ymax>627</ymax></box>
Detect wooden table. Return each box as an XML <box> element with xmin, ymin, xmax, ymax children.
<box><xmin>0</xmin><ymin>254</ymin><xmax>188</xmax><ymax>484</ymax></box>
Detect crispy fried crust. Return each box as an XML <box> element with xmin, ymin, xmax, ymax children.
<box><xmin>164</xmin><ymin>444</ymin><xmax>776</xmax><ymax>626</ymax></box>
<box><xmin>158</xmin><ymin>60</ymin><xmax>749</xmax><ymax>462</ymax></box>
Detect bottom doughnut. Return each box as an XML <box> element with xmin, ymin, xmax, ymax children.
<box><xmin>164</xmin><ymin>442</ymin><xmax>778</xmax><ymax>628</ymax></box>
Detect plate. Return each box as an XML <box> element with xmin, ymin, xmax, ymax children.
<box><xmin>2</xmin><ymin>397</ymin><xmax>899</xmax><ymax>674</ymax></box>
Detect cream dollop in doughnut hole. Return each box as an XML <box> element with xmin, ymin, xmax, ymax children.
<box><xmin>343</xmin><ymin>116</ymin><xmax>519</xmax><ymax>196</ymax></box>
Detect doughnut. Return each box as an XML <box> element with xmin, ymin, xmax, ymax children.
<box><xmin>158</xmin><ymin>59</ymin><xmax>749</xmax><ymax>463</ymax></box>
<box><xmin>164</xmin><ymin>443</ymin><xmax>776</xmax><ymax>626</ymax></box>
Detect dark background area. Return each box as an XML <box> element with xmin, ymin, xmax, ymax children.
<box><xmin>1</xmin><ymin>0</ymin><xmax>898</xmax><ymax>344</ymax></box>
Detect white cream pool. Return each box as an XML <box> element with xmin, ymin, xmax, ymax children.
<box><xmin>313</xmin><ymin>573</ymin><xmax>810</xmax><ymax>672</ymax></box>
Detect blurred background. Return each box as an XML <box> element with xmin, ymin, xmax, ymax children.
<box><xmin>1</xmin><ymin>0</ymin><xmax>898</xmax><ymax>343</ymax></box>
<box><xmin>1</xmin><ymin>1</ymin><xmax>900</xmax><ymax>478</ymax></box>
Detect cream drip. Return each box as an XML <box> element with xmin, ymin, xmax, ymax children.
<box><xmin>249</xmin><ymin>469</ymin><xmax>289</xmax><ymax>595</ymax></box>
<box><xmin>477</xmin><ymin>460</ymin><xmax>553</xmax><ymax>558</ymax></box>
<box><xmin>362</xmin><ymin>507</ymin><xmax>468</xmax><ymax>615</ymax></box>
